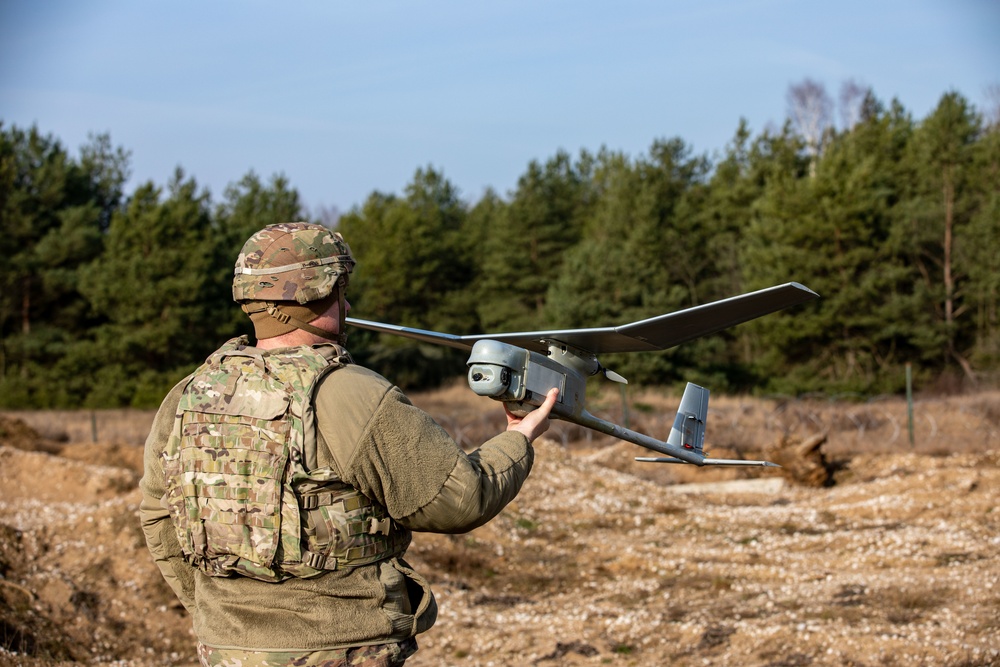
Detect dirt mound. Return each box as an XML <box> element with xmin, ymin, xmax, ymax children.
<box><xmin>763</xmin><ymin>432</ymin><xmax>836</xmax><ymax>487</ymax></box>
<box><xmin>0</xmin><ymin>416</ymin><xmax>62</xmax><ymax>455</ymax></box>
<box><xmin>56</xmin><ymin>442</ymin><xmax>145</xmax><ymax>476</ymax></box>
<box><xmin>1</xmin><ymin>404</ymin><xmax>999</xmax><ymax>666</ymax></box>
<box><xmin>0</xmin><ymin>441</ymin><xmax>191</xmax><ymax>667</ymax></box>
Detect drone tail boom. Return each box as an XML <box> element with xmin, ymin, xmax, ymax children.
<box><xmin>466</xmin><ymin>340</ymin><xmax>781</xmax><ymax>467</ymax></box>
<box><xmin>633</xmin><ymin>383</ymin><xmax>780</xmax><ymax>467</ymax></box>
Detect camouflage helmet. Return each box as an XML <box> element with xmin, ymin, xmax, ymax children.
<box><xmin>233</xmin><ymin>222</ymin><xmax>355</xmax><ymax>304</ymax></box>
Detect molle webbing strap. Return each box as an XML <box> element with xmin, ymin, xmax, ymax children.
<box><xmin>265</xmin><ymin>303</ymin><xmax>340</xmax><ymax>341</ymax></box>
<box><xmin>241</xmin><ymin>299</ymin><xmax>341</xmax><ymax>342</ymax></box>
<box><xmin>335</xmin><ymin>276</ymin><xmax>348</xmax><ymax>346</ymax></box>
<box><xmin>299</xmin><ymin>492</ymin><xmax>372</xmax><ymax>512</ymax></box>
<box><xmin>302</xmin><ymin>533</ymin><xmax>409</xmax><ymax>571</ymax></box>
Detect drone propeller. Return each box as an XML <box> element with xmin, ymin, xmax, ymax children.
<box><xmin>601</xmin><ymin>366</ymin><xmax>628</xmax><ymax>384</ymax></box>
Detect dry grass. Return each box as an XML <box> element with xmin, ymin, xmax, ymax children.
<box><xmin>0</xmin><ymin>408</ymin><xmax>158</xmax><ymax>447</ymax></box>
<box><xmin>8</xmin><ymin>383</ymin><xmax>997</xmax><ymax>458</ymax></box>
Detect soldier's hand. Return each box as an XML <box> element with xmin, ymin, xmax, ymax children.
<box><xmin>504</xmin><ymin>388</ymin><xmax>559</xmax><ymax>443</ymax></box>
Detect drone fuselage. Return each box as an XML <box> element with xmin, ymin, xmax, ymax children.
<box><xmin>349</xmin><ymin>282</ymin><xmax>818</xmax><ymax>467</ymax></box>
<box><xmin>467</xmin><ymin>338</ymin><xmax>587</xmax><ymax>421</ymax></box>
<box><xmin>466</xmin><ymin>338</ymin><xmax>764</xmax><ymax>466</ymax></box>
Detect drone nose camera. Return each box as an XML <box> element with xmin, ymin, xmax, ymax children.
<box><xmin>468</xmin><ymin>364</ymin><xmax>511</xmax><ymax>397</ymax></box>
<box><xmin>467</xmin><ymin>339</ymin><xmax>531</xmax><ymax>401</ymax></box>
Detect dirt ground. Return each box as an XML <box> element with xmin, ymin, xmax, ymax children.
<box><xmin>1</xmin><ymin>390</ymin><xmax>998</xmax><ymax>667</ymax></box>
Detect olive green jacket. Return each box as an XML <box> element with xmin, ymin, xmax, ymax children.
<box><xmin>139</xmin><ymin>345</ymin><xmax>533</xmax><ymax>651</ymax></box>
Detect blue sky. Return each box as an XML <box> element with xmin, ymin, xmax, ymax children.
<box><xmin>1</xmin><ymin>1</ymin><xmax>997</xmax><ymax>216</ymax></box>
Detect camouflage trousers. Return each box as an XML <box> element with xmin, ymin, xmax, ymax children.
<box><xmin>197</xmin><ymin>638</ymin><xmax>418</xmax><ymax>667</ymax></box>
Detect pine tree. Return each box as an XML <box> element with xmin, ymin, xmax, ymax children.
<box><xmin>546</xmin><ymin>140</ymin><xmax>715</xmax><ymax>387</ymax></box>
<box><xmin>79</xmin><ymin>170</ymin><xmax>216</xmax><ymax>406</ymax></box>
<box><xmin>474</xmin><ymin>150</ymin><xmax>590</xmax><ymax>333</ymax></box>
<box><xmin>337</xmin><ymin>167</ymin><xmax>471</xmax><ymax>387</ymax></box>
<box><xmin>739</xmin><ymin>123</ymin><xmax>827</xmax><ymax>393</ymax></box>
<box><xmin>898</xmin><ymin>92</ymin><xmax>982</xmax><ymax>384</ymax></box>
<box><xmin>961</xmin><ymin>124</ymin><xmax>1000</xmax><ymax>370</ymax></box>
<box><xmin>0</xmin><ymin>125</ymin><xmax>129</xmax><ymax>407</ymax></box>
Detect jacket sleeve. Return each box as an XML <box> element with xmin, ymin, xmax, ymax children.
<box><xmin>313</xmin><ymin>365</ymin><xmax>534</xmax><ymax>534</ymax></box>
<box><xmin>138</xmin><ymin>379</ymin><xmax>197</xmax><ymax>613</ymax></box>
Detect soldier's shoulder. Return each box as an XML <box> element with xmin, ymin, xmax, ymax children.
<box><xmin>313</xmin><ymin>364</ymin><xmax>404</xmax><ymax>456</ymax></box>
<box><xmin>335</xmin><ymin>362</ymin><xmax>393</xmax><ymax>386</ymax></box>
<box><xmin>158</xmin><ymin>373</ymin><xmax>195</xmax><ymax>414</ymax></box>
<box><xmin>317</xmin><ymin>363</ymin><xmax>396</xmax><ymax>402</ymax></box>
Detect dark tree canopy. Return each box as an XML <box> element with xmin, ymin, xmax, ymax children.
<box><xmin>2</xmin><ymin>86</ymin><xmax>998</xmax><ymax>407</ymax></box>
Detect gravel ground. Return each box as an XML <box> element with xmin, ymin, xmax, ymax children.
<box><xmin>402</xmin><ymin>442</ymin><xmax>999</xmax><ymax>666</ymax></box>
<box><xmin>0</xmin><ymin>414</ymin><xmax>998</xmax><ymax>667</ymax></box>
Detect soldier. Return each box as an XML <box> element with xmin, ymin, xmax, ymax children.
<box><xmin>139</xmin><ymin>222</ymin><xmax>558</xmax><ymax>667</ymax></box>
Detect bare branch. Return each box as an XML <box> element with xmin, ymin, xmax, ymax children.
<box><xmin>787</xmin><ymin>78</ymin><xmax>833</xmax><ymax>175</ymax></box>
<box><xmin>984</xmin><ymin>82</ymin><xmax>1000</xmax><ymax>130</ymax></box>
<box><xmin>839</xmin><ymin>79</ymin><xmax>868</xmax><ymax>130</ymax></box>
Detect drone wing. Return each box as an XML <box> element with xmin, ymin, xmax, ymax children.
<box><xmin>343</xmin><ymin>318</ymin><xmax>473</xmax><ymax>350</ymax></box>
<box><xmin>346</xmin><ymin>282</ymin><xmax>818</xmax><ymax>355</ymax></box>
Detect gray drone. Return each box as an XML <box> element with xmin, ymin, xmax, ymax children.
<box><xmin>347</xmin><ymin>282</ymin><xmax>818</xmax><ymax>467</ymax></box>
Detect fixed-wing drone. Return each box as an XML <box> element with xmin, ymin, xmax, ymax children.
<box><xmin>347</xmin><ymin>282</ymin><xmax>818</xmax><ymax>467</ymax></box>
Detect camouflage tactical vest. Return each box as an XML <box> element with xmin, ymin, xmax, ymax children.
<box><xmin>162</xmin><ymin>336</ymin><xmax>410</xmax><ymax>582</ymax></box>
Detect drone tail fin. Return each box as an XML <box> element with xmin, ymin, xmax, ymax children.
<box><xmin>666</xmin><ymin>382</ymin><xmax>709</xmax><ymax>453</ymax></box>
<box><xmin>636</xmin><ymin>382</ymin><xmax>781</xmax><ymax>467</ymax></box>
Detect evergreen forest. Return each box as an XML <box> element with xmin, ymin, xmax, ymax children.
<box><xmin>2</xmin><ymin>85</ymin><xmax>998</xmax><ymax>409</ymax></box>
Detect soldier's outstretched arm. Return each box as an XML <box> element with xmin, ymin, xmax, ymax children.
<box><xmin>314</xmin><ymin>365</ymin><xmax>540</xmax><ymax>535</ymax></box>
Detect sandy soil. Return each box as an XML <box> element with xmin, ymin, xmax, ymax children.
<box><xmin>0</xmin><ymin>395</ymin><xmax>998</xmax><ymax>667</ymax></box>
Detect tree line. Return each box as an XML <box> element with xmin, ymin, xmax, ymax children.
<box><xmin>1</xmin><ymin>85</ymin><xmax>997</xmax><ymax>409</ymax></box>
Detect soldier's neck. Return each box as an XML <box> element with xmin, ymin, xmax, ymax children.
<box><xmin>256</xmin><ymin>330</ymin><xmax>323</xmax><ymax>350</ymax></box>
